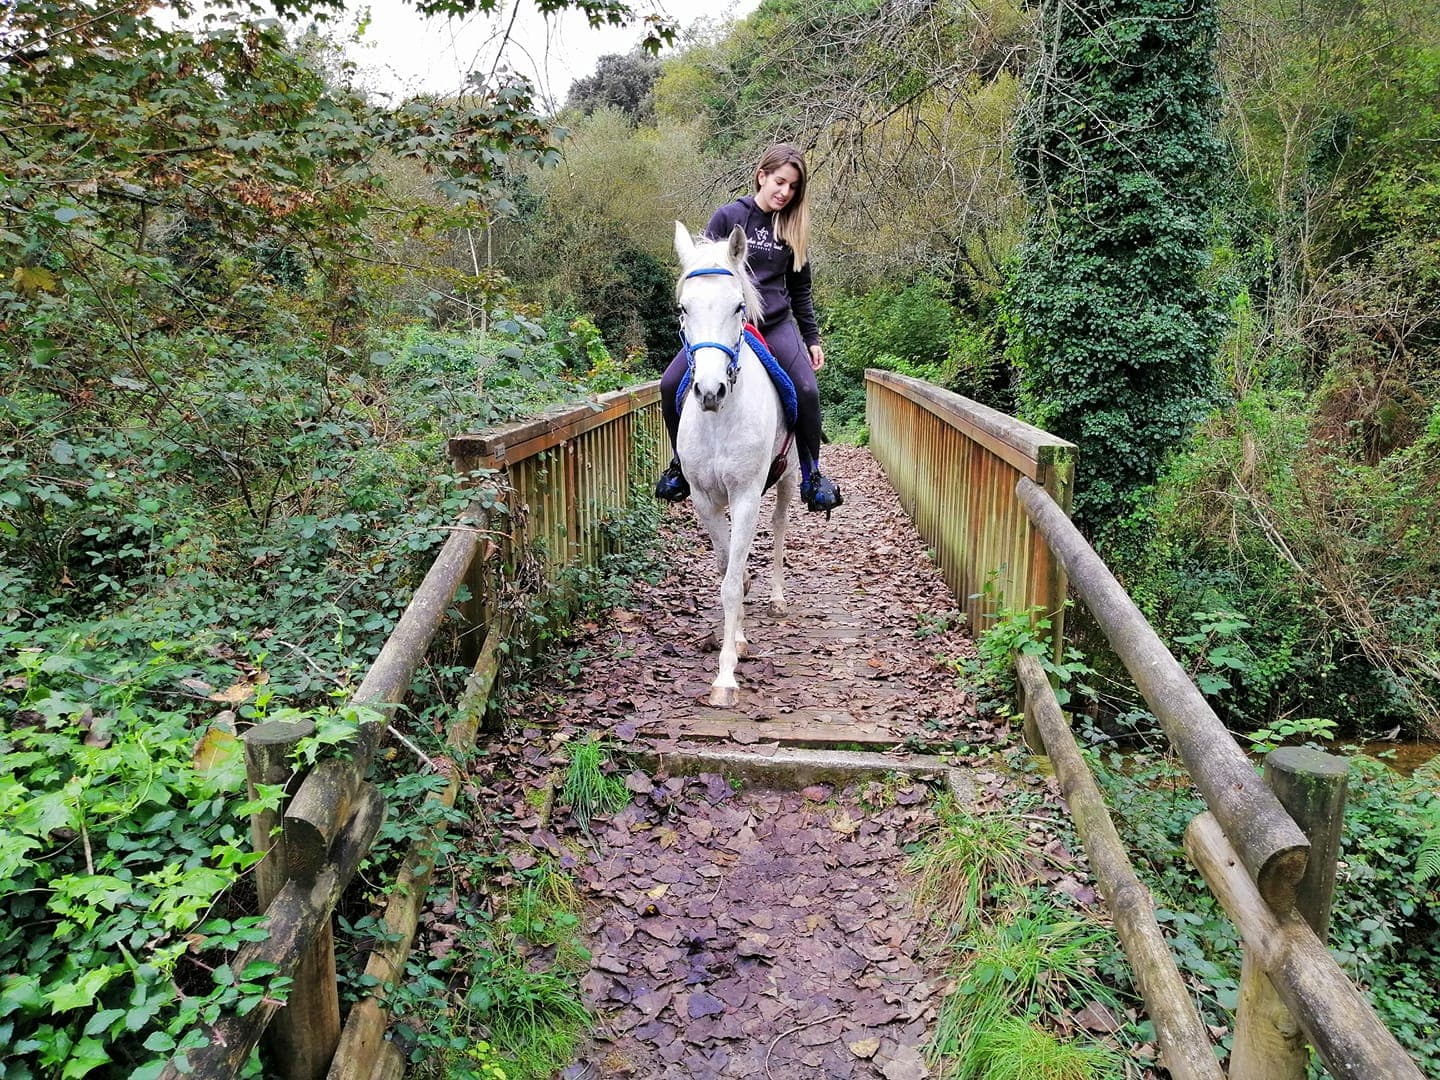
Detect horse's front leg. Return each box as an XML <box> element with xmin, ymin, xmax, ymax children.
<box><xmin>711</xmin><ymin>491</ymin><xmax>762</xmax><ymax>707</ymax></box>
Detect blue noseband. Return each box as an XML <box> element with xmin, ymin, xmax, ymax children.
<box><xmin>679</xmin><ymin>266</ymin><xmax>745</xmax><ymax>389</ymax></box>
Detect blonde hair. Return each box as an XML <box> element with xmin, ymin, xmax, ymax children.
<box><xmin>754</xmin><ymin>143</ymin><xmax>811</xmax><ymax>269</ymax></box>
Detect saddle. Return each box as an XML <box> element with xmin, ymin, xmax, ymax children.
<box><xmin>677</xmin><ymin>324</ymin><xmax>797</xmax><ymax>492</ymax></box>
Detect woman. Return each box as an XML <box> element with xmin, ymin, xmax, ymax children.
<box><xmin>655</xmin><ymin>143</ymin><xmax>843</xmax><ymax>514</ymax></box>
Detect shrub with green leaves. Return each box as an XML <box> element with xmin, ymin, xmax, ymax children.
<box><xmin>1</xmin><ymin>636</ymin><xmax>280</xmax><ymax>1078</ymax></box>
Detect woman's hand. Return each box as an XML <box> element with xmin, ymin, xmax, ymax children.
<box><xmin>808</xmin><ymin>343</ymin><xmax>826</xmax><ymax>372</ymax></box>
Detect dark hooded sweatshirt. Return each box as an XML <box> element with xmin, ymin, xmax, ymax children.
<box><xmin>703</xmin><ymin>197</ymin><xmax>820</xmax><ymax>346</ymax></box>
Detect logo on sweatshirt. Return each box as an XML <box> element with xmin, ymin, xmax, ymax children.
<box><xmin>750</xmin><ymin>224</ymin><xmax>783</xmax><ymax>256</ymax></box>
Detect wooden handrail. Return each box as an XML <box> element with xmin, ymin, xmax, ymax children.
<box><xmin>1017</xmin><ymin>654</ymin><xmax>1224</xmax><ymax>1080</ymax></box>
<box><xmin>1016</xmin><ymin>476</ymin><xmax>1309</xmax><ymax>910</ymax></box>
<box><xmin>865</xmin><ymin>371</ymin><xmax>1075</xmax><ymax>650</ymax></box>
<box><xmin>447</xmin><ymin>382</ymin><xmax>661</xmax><ymax>469</ymax></box>
<box><xmin>1186</xmin><ymin>814</ymin><xmax>1424</xmax><ymax>1079</ymax></box>
<box><xmin>167</xmin><ymin>382</ymin><xmax>666</xmax><ymax>1079</ymax></box>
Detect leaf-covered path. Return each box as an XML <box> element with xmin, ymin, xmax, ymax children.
<box><xmin>497</xmin><ymin>446</ymin><xmax>1008</xmax><ymax>1078</ymax></box>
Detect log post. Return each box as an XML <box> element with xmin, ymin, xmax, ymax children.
<box><xmin>1230</xmin><ymin>747</ymin><xmax>1349</xmax><ymax>1080</ymax></box>
<box><xmin>1184</xmin><ymin>813</ymin><xmax>1421</xmax><ymax>1079</ymax></box>
<box><xmin>243</xmin><ymin>720</ymin><xmax>316</xmax><ymax>909</ymax></box>
<box><xmin>1016</xmin><ymin>654</ymin><xmax>1224</xmax><ymax>1080</ymax></box>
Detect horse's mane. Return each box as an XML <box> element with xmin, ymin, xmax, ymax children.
<box><xmin>677</xmin><ymin>233</ymin><xmax>763</xmax><ymax>323</ymax></box>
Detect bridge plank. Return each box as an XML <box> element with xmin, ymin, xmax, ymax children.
<box><xmin>660</xmin><ymin>710</ymin><xmax>912</xmax><ymax>747</ymax></box>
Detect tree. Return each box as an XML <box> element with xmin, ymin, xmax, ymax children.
<box><xmin>1004</xmin><ymin>0</ymin><xmax>1225</xmax><ymax>538</ymax></box>
<box><xmin>566</xmin><ymin>48</ymin><xmax>662</xmax><ymax>123</ymax></box>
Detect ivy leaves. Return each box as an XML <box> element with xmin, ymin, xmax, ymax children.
<box><xmin>1005</xmin><ymin>0</ymin><xmax>1225</xmax><ymax>539</ymax></box>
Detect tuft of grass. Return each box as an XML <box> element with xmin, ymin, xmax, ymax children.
<box><xmin>973</xmin><ymin>1016</ymin><xmax>1121</xmax><ymax>1080</ymax></box>
<box><xmin>906</xmin><ymin>801</ymin><xmax>1033</xmax><ymax>935</ymax></box>
<box><xmin>467</xmin><ymin>943</ymin><xmax>591</xmax><ymax>1079</ymax></box>
<box><xmin>928</xmin><ymin>904</ymin><xmax>1120</xmax><ymax>1079</ymax></box>
<box><xmin>561</xmin><ymin>736</ymin><xmax>629</xmax><ymax>829</ymax></box>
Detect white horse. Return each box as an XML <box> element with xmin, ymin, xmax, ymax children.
<box><xmin>673</xmin><ymin>221</ymin><xmax>800</xmax><ymax>707</ymax></box>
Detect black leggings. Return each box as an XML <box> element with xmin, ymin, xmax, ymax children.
<box><xmin>660</xmin><ymin>318</ymin><xmax>822</xmax><ymax>465</ymax></box>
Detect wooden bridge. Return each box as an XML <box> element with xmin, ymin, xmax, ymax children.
<box><xmin>165</xmin><ymin>373</ymin><xmax>1427</xmax><ymax>1080</ymax></box>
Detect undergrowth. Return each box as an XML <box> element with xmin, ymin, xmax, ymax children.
<box><xmin>907</xmin><ymin>789</ymin><xmax>1133</xmax><ymax>1077</ymax></box>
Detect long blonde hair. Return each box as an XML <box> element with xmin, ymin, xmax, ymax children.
<box><xmin>754</xmin><ymin>143</ymin><xmax>811</xmax><ymax>269</ymax></box>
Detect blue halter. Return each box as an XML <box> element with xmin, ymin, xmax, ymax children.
<box><xmin>679</xmin><ymin>266</ymin><xmax>745</xmax><ymax>388</ymax></box>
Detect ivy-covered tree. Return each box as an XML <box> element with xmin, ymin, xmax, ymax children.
<box><xmin>1005</xmin><ymin>0</ymin><xmax>1225</xmax><ymax>538</ymax></box>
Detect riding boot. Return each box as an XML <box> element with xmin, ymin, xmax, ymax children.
<box><xmin>654</xmin><ymin>457</ymin><xmax>690</xmax><ymax>502</ymax></box>
<box><xmin>801</xmin><ymin>471</ymin><xmax>843</xmax><ymax>515</ymax></box>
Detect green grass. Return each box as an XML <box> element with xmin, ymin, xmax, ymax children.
<box><xmin>928</xmin><ymin>904</ymin><xmax>1121</xmax><ymax>1079</ymax></box>
<box><xmin>560</xmin><ymin>736</ymin><xmax>629</xmax><ymax>829</ymax></box>
<box><xmin>906</xmin><ymin>801</ymin><xmax>1033</xmax><ymax>936</ymax></box>
<box><xmin>972</xmin><ymin>1016</ymin><xmax>1122</xmax><ymax>1080</ymax></box>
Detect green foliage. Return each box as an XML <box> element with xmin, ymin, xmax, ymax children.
<box><xmin>928</xmin><ymin>904</ymin><xmax>1122</xmax><ymax>1078</ymax></box>
<box><xmin>1004</xmin><ymin>0</ymin><xmax>1224</xmax><ymax>539</ymax></box>
<box><xmin>498</xmin><ymin>110</ymin><xmax>691</xmax><ymax>367</ymax></box>
<box><xmin>907</xmin><ymin>802</ymin><xmax>1032</xmax><ymax>937</ymax></box>
<box><xmin>1246</xmin><ymin>715</ymin><xmax>1338</xmax><ymax>755</ymax></box>
<box><xmin>565</xmin><ymin>49</ymin><xmax>662</xmax><ymax>124</ymax></box>
<box><xmin>1129</xmin><ymin>388</ymin><xmax>1440</xmax><ymax>733</ymax></box>
<box><xmin>560</xmin><ymin>738</ymin><xmax>630</xmax><ymax>830</ymax></box>
<box><xmin>387</xmin><ymin>859</ymin><xmax>591</xmax><ymax>1080</ymax></box>
<box><xmin>960</xmin><ymin>588</ymin><xmax>1093</xmax><ymax>713</ymax></box>
<box><xmin>820</xmin><ymin>276</ymin><xmax>1008</xmax><ymax>434</ymax></box>
<box><xmin>972</xmin><ymin>1016</ymin><xmax>1121</xmax><ymax>1080</ymax></box>
<box><xmin>0</xmin><ymin>633</ymin><xmax>364</xmax><ymax>1078</ymax></box>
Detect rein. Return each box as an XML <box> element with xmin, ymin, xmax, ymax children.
<box><xmin>679</xmin><ymin>266</ymin><xmax>745</xmax><ymax>388</ymax></box>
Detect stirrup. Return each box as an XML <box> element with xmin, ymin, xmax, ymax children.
<box><xmin>654</xmin><ymin>458</ymin><xmax>690</xmax><ymax>503</ymax></box>
<box><xmin>801</xmin><ymin>473</ymin><xmax>843</xmax><ymax>517</ymax></box>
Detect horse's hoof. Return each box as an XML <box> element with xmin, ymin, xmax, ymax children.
<box><xmin>767</xmin><ymin>599</ymin><xmax>787</xmax><ymax>616</ymax></box>
<box><xmin>709</xmin><ymin>684</ymin><xmax>738</xmax><ymax>708</ymax></box>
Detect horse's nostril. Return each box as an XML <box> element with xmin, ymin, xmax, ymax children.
<box><xmin>717</xmin><ymin>385</ymin><xmax>726</xmax><ymax>399</ymax></box>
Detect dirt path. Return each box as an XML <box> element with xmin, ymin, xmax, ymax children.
<box><xmin>497</xmin><ymin>445</ymin><xmax>1006</xmax><ymax>1079</ymax></box>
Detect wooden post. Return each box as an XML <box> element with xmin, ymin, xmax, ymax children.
<box><xmin>1184</xmin><ymin>812</ymin><xmax>1422</xmax><ymax>1080</ymax></box>
<box><xmin>1016</xmin><ymin>655</ymin><xmax>1224</xmax><ymax>1080</ymax></box>
<box><xmin>1230</xmin><ymin>747</ymin><xmax>1349</xmax><ymax>1080</ymax></box>
<box><xmin>243</xmin><ymin>720</ymin><xmax>316</xmax><ymax>909</ymax></box>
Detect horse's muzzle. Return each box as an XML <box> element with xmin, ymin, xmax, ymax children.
<box><xmin>697</xmin><ymin>384</ymin><xmax>725</xmax><ymax>411</ymax></box>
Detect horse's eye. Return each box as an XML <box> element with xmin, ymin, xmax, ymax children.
<box><xmin>735</xmin><ymin>303</ymin><xmax>744</xmax><ymax>315</ymax></box>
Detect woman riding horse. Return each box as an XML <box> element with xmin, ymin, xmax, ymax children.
<box><xmin>655</xmin><ymin>143</ymin><xmax>843</xmax><ymax>515</ymax></box>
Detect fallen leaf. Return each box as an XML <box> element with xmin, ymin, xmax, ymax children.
<box><xmin>687</xmin><ymin>991</ymin><xmax>725</xmax><ymax>1018</ymax></box>
<box><xmin>193</xmin><ymin>726</ymin><xmax>239</xmax><ymax>773</ymax></box>
<box><xmin>830</xmin><ymin>810</ymin><xmax>859</xmax><ymax>835</ymax></box>
<box><xmin>626</xmin><ymin>770</ymin><xmax>654</xmax><ymax>793</ymax></box>
<box><xmin>1074</xmin><ymin>1000</ymin><xmax>1122</xmax><ymax>1034</ymax></box>
<box><xmin>880</xmin><ymin>1045</ymin><xmax>930</xmax><ymax>1079</ymax></box>
<box><xmin>848</xmin><ymin>1038</ymin><xmax>881</xmax><ymax>1059</ymax></box>
<box><xmin>208</xmin><ymin>674</ymin><xmax>267</xmax><ymax>704</ymax></box>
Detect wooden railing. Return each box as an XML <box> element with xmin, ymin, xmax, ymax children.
<box><xmin>866</xmin><ymin>370</ymin><xmax>1426</xmax><ymax>1080</ymax></box>
<box><xmin>865</xmin><ymin>369</ymin><xmax>1075</xmax><ymax>649</ymax></box>
<box><xmin>164</xmin><ymin>383</ymin><xmax>664</xmax><ymax>1080</ymax></box>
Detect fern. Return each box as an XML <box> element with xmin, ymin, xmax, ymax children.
<box><xmin>1416</xmin><ymin>760</ymin><xmax>1440</xmax><ymax>885</ymax></box>
<box><xmin>1416</xmin><ymin>806</ymin><xmax>1440</xmax><ymax>884</ymax></box>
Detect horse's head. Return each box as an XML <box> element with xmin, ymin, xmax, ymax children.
<box><xmin>674</xmin><ymin>221</ymin><xmax>761</xmax><ymax>413</ymax></box>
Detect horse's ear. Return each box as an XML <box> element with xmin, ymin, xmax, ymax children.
<box><xmin>674</xmin><ymin>221</ymin><xmax>694</xmax><ymax>261</ymax></box>
<box><xmin>727</xmin><ymin>224</ymin><xmax>747</xmax><ymax>265</ymax></box>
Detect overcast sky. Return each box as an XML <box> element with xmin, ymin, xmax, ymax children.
<box><xmin>346</xmin><ymin>0</ymin><xmax>759</xmax><ymax>109</ymax></box>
